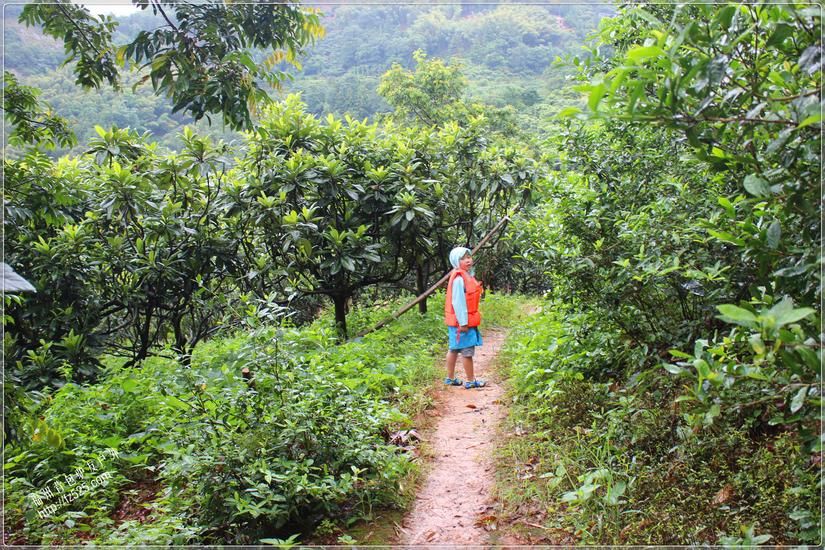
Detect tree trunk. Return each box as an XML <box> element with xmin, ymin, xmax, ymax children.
<box><xmin>332</xmin><ymin>294</ymin><xmax>349</xmax><ymax>340</ymax></box>
<box><xmin>172</xmin><ymin>316</ymin><xmax>191</xmax><ymax>367</ymax></box>
<box><xmin>416</xmin><ymin>262</ymin><xmax>428</xmax><ymax>314</ymax></box>
<box><xmin>132</xmin><ymin>304</ymin><xmax>154</xmax><ymax>366</ymax></box>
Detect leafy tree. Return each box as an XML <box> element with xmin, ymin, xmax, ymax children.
<box><xmin>575</xmin><ymin>1</ymin><xmax>821</xmax><ymax>405</ymax></box>
<box><xmin>378</xmin><ymin>49</ymin><xmax>467</xmax><ymax>126</ymax></box>
<box><xmin>83</xmin><ymin>126</ymin><xmax>238</xmax><ymax>365</ymax></box>
<box><xmin>377</xmin><ymin>49</ymin><xmax>522</xmax><ymax>136</ymax></box>
<box><xmin>229</xmin><ymin>95</ymin><xmax>538</xmax><ymax>332</ymax></box>
<box><xmin>4</xmin><ymin>124</ymin><xmax>242</xmax><ymax>382</ymax></box>
<box><xmin>2</xmin><ymin>71</ymin><xmax>75</xmax><ymax>149</ymax></box>
<box><xmin>517</xmin><ymin>119</ymin><xmax>726</xmax><ymax>356</ymax></box>
<box><xmin>508</xmin><ymin>4</ymin><xmax>821</xmax><ymax>541</ymax></box>
<box><xmin>377</xmin><ymin>53</ymin><xmax>540</xmax><ymax>307</ymax></box>
<box><xmin>382</xmin><ymin>124</ymin><xmax>442</xmax><ymax>313</ymax></box>
<box><xmin>18</xmin><ymin>0</ymin><xmax>324</xmax><ymax>130</ymax></box>
<box><xmin>4</xmin><ymin>150</ymin><xmax>104</xmax><ymax>388</ymax></box>
<box><xmin>233</xmin><ymin>97</ymin><xmax>407</xmax><ymax>339</ymax></box>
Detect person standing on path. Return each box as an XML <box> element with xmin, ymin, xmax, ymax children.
<box><xmin>444</xmin><ymin>246</ymin><xmax>487</xmax><ymax>389</ymax></box>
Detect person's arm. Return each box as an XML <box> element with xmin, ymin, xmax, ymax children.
<box><xmin>451</xmin><ymin>276</ymin><xmax>468</xmax><ymax>331</ymax></box>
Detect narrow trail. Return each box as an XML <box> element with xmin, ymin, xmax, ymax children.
<box><xmin>396</xmin><ymin>328</ymin><xmax>509</xmax><ymax>547</ymax></box>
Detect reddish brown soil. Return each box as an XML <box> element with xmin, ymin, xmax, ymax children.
<box><xmin>396</xmin><ymin>329</ymin><xmax>510</xmax><ymax>547</ymax></box>
<box><xmin>111</xmin><ymin>478</ymin><xmax>160</xmax><ymax>525</ymax></box>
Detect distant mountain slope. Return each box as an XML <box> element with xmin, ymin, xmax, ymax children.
<box><xmin>3</xmin><ymin>2</ymin><xmax>613</xmax><ymax>152</ymax></box>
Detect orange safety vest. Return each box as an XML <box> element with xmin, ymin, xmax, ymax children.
<box><xmin>444</xmin><ymin>269</ymin><xmax>482</xmax><ymax>327</ymax></box>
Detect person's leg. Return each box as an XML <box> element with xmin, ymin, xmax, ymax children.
<box><xmin>462</xmin><ymin>355</ymin><xmax>474</xmax><ymax>381</ymax></box>
<box><xmin>446</xmin><ymin>349</ymin><xmax>459</xmax><ymax>379</ymax></box>
<box><xmin>461</xmin><ymin>347</ymin><xmax>485</xmax><ymax>388</ymax></box>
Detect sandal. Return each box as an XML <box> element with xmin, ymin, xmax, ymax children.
<box><xmin>464</xmin><ymin>379</ymin><xmax>487</xmax><ymax>389</ymax></box>
<box><xmin>444</xmin><ymin>377</ymin><xmax>463</xmax><ymax>386</ymax></box>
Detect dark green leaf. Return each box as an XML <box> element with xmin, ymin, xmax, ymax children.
<box><xmin>766</xmin><ymin>219</ymin><xmax>781</xmax><ymax>249</ymax></box>
<box><xmin>743</xmin><ymin>174</ymin><xmax>771</xmax><ymax>197</ymax></box>
<box><xmin>790</xmin><ymin>385</ymin><xmax>808</xmax><ymax>413</ymax></box>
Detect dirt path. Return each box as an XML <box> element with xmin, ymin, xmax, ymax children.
<box><xmin>397</xmin><ymin>329</ymin><xmax>508</xmax><ymax>547</ymax></box>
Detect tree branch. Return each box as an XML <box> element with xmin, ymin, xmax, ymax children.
<box><xmin>152</xmin><ymin>0</ymin><xmax>179</xmax><ymax>32</ymax></box>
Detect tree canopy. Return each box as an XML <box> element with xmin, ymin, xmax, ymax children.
<box><xmin>18</xmin><ymin>0</ymin><xmax>324</xmax><ymax>130</ymax></box>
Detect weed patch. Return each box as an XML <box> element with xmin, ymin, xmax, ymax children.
<box><xmin>495</xmin><ymin>303</ymin><xmax>820</xmax><ymax>545</ymax></box>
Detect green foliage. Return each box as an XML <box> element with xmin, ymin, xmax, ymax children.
<box><xmin>377</xmin><ymin>50</ymin><xmax>525</xmax><ymax>140</ymax></box>
<box><xmin>668</xmin><ymin>295</ymin><xmax>819</xmax><ymax>425</ymax></box>
<box><xmin>498</xmin><ymin>306</ymin><xmax>820</xmax><ymax>544</ymax></box>
<box><xmin>19</xmin><ymin>1</ymin><xmax>120</xmax><ymax>89</ymax></box>
<box><xmin>512</xmin><ymin>120</ymin><xmax>727</xmax><ymax>348</ymax></box>
<box><xmin>18</xmin><ymin>0</ymin><xmax>324</xmax><ymax>130</ymax></box>
<box><xmin>4</xmin><ymin>66</ymin><xmax>241</xmax><ymax>157</ymax></box>
<box><xmin>296</xmin><ymin>3</ymin><xmax>610</xmax><ymax>83</ymax></box>
<box><xmin>2</xmin><ymin>71</ymin><xmax>76</xmax><ymax>149</ymax></box>
<box><xmin>375</xmin><ymin>50</ymin><xmax>548</xmax><ymax>295</ymax></box>
<box><xmin>4</xmin><ymin>126</ymin><xmax>240</xmax><ymax>383</ymax></box>
<box><xmin>5</xmin><ymin>91</ymin><xmax>538</xmax><ymax>399</ymax></box>
<box><xmin>160</xmin><ymin>335</ymin><xmax>408</xmax><ymax>542</ymax></box>
<box><xmin>378</xmin><ymin>50</ymin><xmax>467</xmax><ymax>126</ymax></box>
<box><xmin>443</xmin><ymin>4</ymin><xmax>576</xmax><ymax>74</ymax></box>
<box><xmin>4</xmin><ymin>295</ymin><xmax>459</xmax><ymax>544</ymax></box>
<box><xmin>5</xmin><ymin>151</ymin><xmax>106</xmax><ymax>389</ymax></box>
<box><xmin>573</xmin><ymin>0</ymin><xmax>821</xmax><ymax>450</ymax></box>
<box><xmin>8</xmin><ymin>1</ymin><xmax>819</xmax><ymax>545</ymax></box>
<box><xmin>4</xmin><ymin>3</ymin><xmax>611</xmax><ymax>146</ymax></box>
<box><xmin>577</xmin><ymin>2</ymin><xmax>820</xmax><ymax>302</ymax></box>
<box><xmin>498</xmin><ymin>1</ymin><xmax>820</xmax><ymax>545</ymax></box>
<box><xmin>233</xmin><ymin>95</ymin><xmax>537</xmax><ymax>336</ymax></box>
<box><xmin>293</xmin><ymin>0</ymin><xmax>602</xmax><ymax>133</ymax></box>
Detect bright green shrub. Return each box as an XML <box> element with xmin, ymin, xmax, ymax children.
<box><xmin>7</xmin><ymin>292</ymin><xmax>496</xmax><ymax>544</ymax></box>
<box><xmin>499</xmin><ymin>305</ymin><xmax>819</xmax><ymax>544</ymax></box>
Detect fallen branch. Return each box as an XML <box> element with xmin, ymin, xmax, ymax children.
<box><xmin>517</xmin><ymin>519</ymin><xmax>551</xmax><ymax>531</ymax></box>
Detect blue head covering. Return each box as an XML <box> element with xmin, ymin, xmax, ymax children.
<box><xmin>449</xmin><ymin>246</ymin><xmax>473</xmax><ymax>272</ymax></box>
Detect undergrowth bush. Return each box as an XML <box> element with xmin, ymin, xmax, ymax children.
<box><xmin>497</xmin><ymin>304</ymin><xmax>820</xmax><ymax>545</ymax></box>
<box><xmin>4</xmin><ymin>293</ymin><xmax>541</xmax><ymax>544</ymax></box>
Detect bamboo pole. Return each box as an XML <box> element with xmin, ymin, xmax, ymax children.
<box><xmin>355</xmin><ymin>215</ymin><xmax>511</xmax><ymax>338</ymax></box>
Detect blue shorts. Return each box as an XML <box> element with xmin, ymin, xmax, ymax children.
<box><xmin>448</xmin><ymin>326</ymin><xmax>483</xmax><ymax>351</ymax></box>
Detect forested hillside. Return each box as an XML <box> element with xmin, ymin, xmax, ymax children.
<box><xmin>290</xmin><ymin>2</ymin><xmax>610</xmax><ymax>118</ymax></box>
<box><xmin>3</xmin><ymin>1</ymin><xmax>821</xmax><ymax>546</ymax></box>
<box><xmin>3</xmin><ymin>1</ymin><xmax>612</xmax><ymax>153</ymax></box>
